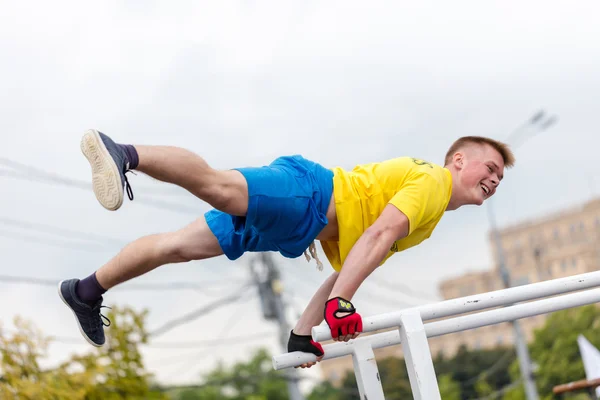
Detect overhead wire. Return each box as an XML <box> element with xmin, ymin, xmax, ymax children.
<box><xmin>148</xmin><ymin>283</ymin><xmax>255</xmax><ymax>338</ymax></box>
<box><xmin>0</xmin><ymin>274</ymin><xmax>246</xmax><ymax>292</ymax></box>
<box><xmin>0</xmin><ymin>158</ymin><xmax>200</xmax><ymax>214</ymax></box>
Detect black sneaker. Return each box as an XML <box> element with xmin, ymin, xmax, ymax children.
<box><xmin>58</xmin><ymin>279</ymin><xmax>111</xmax><ymax>347</ymax></box>
<box><xmin>80</xmin><ymin>129</ymin><xmax>134</xmax><ymax>211</ymax></box>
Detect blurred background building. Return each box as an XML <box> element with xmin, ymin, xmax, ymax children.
<box><xmin>319</xmin><ymin>196</ymin><xmax>600</xmax><ymax>384</ymax></box>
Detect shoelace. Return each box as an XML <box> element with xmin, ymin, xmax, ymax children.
<box><xmin>96</xmin><ymin>305</ymin><xmax>112</xmax><ymax>330</ymax></box>
<box><xmin>123</xmin><ymin>171</ymin><xmax>135</xmax><ymax>201</ymax></box>
<box><xmin>304</xmin><ymin>241</ymin><xmax>324</xmax><ymax>271</ymax></box>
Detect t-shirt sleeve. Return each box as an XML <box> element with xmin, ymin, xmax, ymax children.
<box><xmin>388</xmin><ymin>173</ymin><xmax>444</xmax><ymax>235</ymax></box>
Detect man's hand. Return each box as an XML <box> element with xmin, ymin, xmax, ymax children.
<box><xmin>324</xmin><ymin>297</ymin><xmax>363</xmax><ymax>342</ymax></box>
<box><xmin>288</xmin><ymin>330</ymin><xmax>324</xmax><ymax>369</ymax></box>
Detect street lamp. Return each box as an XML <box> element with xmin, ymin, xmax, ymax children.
<box><xmin>488</xmin><ymin>110</ymin><xmax>558</xmax><ymax>400</ymax></box>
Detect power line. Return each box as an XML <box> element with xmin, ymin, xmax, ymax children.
<box><xmin>0</xmin><ymin>216</ymin><xmax>127</xmax><ymax>246</ymax></box>
<box><xmin>0</xmin><ymin>228</ymin><xmax>109</xmax><ymax>252</ymax></box>
<box><xmin>37</xmin><ymin>330</ymin><xmax>276</xmax><ymax>349</ymax></box>
<box><xmin>0</xmin><ymin>157</ymin><xmax>185</xmax><ymax>196</ymax></box>
<box><xmin>472</xmin><ymin>379</ymin><xmax>524</xmax><ymax>400</ymax></box>
<box><xmin>148</xmin><ymin>283</ymin><xmax>255</xmax><ymax>338</ymax></box>
<box><xmin>462</xmin><ymin>350</ymin><xmax>515</xmax><ymax>388</ymax></box>
<box><xmin>0</xmin><ymin>160</ymin><xmax>200</xmax><ymax>214</ymax></box>
<box><xmin>0</xmin><ymin>274</ymin><xmax>246</xmax><ymax>293</ymax></box>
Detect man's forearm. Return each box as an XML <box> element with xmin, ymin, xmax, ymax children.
<box><xmin>329</xmin><ymin>229</ymin><xmax>394</xmax><ymax>301</ymax></box>
<box><xmin>293</xmin><ymin>272</ymin><xmax>339</xmax><ymax>335</ymax></box>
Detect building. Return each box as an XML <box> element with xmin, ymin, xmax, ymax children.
<box><xmin>318</xmin><ymin>197</ymin><xmax>600</xmax><ymax>384</ymax></box>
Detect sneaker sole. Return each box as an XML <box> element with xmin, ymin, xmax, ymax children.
<box><xmin>80</xmin><ymin>129</ymin><xmax>124</xmax><ymax>211</ymax></box>
<box><xmin>57</xmin><ymin>280</ymin><xmax>103</xmax><ymax>347</ymax></box>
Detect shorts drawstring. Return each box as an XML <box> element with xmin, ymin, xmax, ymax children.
<box><xmin>304</xmin><ymin>241</ymin><xmax>324</xmax><ymax>271</ymax></box>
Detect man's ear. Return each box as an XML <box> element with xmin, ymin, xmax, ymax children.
<box><xmin>453</xmin><ymin>152</ymin><xmax>464</xmax><ymax>170</ymax></box>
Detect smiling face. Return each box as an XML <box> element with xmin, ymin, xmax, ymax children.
<box><xmin>453</xmin><ymin>143</ymin><xmax>505</xmax><ymax>206</ymax></box>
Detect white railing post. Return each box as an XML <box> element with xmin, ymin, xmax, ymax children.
<box><xmin>399</xmin><ymin>310</ymin><xmax>441</xmax><ymax>400</ymax></box>
<box><xmin>351</xmin><ymin>340</ymin><xmax>385</xmax><ymax>400</ymax></box>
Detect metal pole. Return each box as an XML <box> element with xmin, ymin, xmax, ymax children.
<box><xmin>488</xmin><ymin>188</ymin><xmax>539</xmax><ymax>400</ymax></box>
<box><xmin>260</xmin><ymin>253</ymin><xmax>305</xmax><ymax>400</ymax></box>
<box><xmin>485</xmin><ymin>111</ymin><xmax>557</xmax><ymax>400</ymax></box>
<box><xmin>484</xmin><ymin>111</ymin><xmax>557</xmax><ymax>399</ymax></box>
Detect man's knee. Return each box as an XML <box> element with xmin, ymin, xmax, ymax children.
<box><xmin>205</xmin><ymin>170</ymin><xmax>248</xmax><ymax>216</ymax></box>
<box><xmin>159</xmin><ymin>219</ymin><xmax>224</xmax><ymax>262</ymax></box>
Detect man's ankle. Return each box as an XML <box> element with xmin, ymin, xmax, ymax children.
<box><xmin>118</xmin><ymin>144</ymin><xmax>139</xmax><ymax>170</ymax></box>
<box><xmin>76</xmin><ymin>272</ymin><xmax>107</xmax><ymax>306</ymax></box>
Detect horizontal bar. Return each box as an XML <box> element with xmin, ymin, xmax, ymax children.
<box><xmin>424</xmin><ymin>287</ymin><xmax>600</xmax><ymax>338</ymax></box>
<box><xmin>313</xmin><ymin>270</ymin><xmax>600</xmax><ymax>341</ymax></box>
<box><xmin>273</xmin><ymin>331</ymin><xmax>399</xmax><ymax>370</ymax></box>
<box><xmin>553</xmin><ymin>377</ymin><xmax>600</xmax><ymax>394</ymax></box>
<box><xmin>275</xmin><ymin>287</ymin><xmax>600</xmax><ymax>370</ymax></box>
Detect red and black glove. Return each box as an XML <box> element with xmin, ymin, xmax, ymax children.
<box><xmin>324</xmin><ymin>297</ymin><xmax>363</xmax><ymax>340</ymax></box>
<box><xmin>287</xmin><ymin>330</ymin><xmax>324</xmax><ymax>357</ymax></box>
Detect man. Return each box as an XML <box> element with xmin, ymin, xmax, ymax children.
<box><xmin>58</xmin><ymin>129</ymin><xmax>514</xmax><ymax>369</ymax></box>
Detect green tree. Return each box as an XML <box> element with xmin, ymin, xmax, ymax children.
<box><xmin>502</xmin><ymin>305</ymin><xmax>600</xmax><ymax>400</ymax></box>
<box><xmin>171</xmin><ymin>348</ymin><xmax>290</xmax><ymax>400</ymax></box>
<box><xmin>306</xmin><ymin>380</ymin><xmax>344</xmax><ymax>400</ymax></box>
<box><xmin>438</xmin><ymin>373</ymin><xmax>461</xmax><ymax>400</ymax></box>
<box><xmin>0</xmin><ymin>306</ymin><xmax>167</xmax><ymax>400</ymax></box>
<box><xmin>529</xmin><ymin>305</ymin><xmax>600</xmax><ymax>398</ymax></box>
<box><xmin>434</xmin><ymin>344</ymin><xmax>515</xmax><ymax>398</ymax></box>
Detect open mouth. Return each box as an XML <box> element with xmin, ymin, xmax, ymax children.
<box><xmin>480</xmin><ymin>183</ymin><xmax>490</xmax><ymax>197</ymax></box>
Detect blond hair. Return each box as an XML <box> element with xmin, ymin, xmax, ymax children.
<box><xmin>444</xmin><ymin>136</ymin><xmax>515</xmax><ymax>168</ymax></box>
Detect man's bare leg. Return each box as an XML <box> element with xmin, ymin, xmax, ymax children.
<box><xmin>80</xmin><ymin>129</ymin><xmax>248</xmax><ymax>215</ymax></box>
<box><xmin>95</xmin><ymin>217</ymin><xmax>223</xmax><ymax>290</ymax></box>
<box><xmin>133</xmin><ymin>145</ymin><xmax>249</xmax><ymax>216</ymax></box>
<box><xmin>59</xmin><ymin>129</ymin><xmax>247</xmax><ymax>347</ymax></box>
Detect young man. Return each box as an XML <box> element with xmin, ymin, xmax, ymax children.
<box><xmin>58</xmin><ymin>129</ymin><xmax>514</xmax><ymax>369</ymax></box>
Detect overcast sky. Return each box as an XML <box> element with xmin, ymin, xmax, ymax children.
<box><xmin>1</xmin><ymin>0</ymin><xmax>599</xmax><ymax>392</ymax></box>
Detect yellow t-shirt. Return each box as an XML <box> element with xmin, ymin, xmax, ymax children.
<box><xmin>320</xmin><ymin>157</ymin><xmax>453</xmax><ymax>272</ymax></box>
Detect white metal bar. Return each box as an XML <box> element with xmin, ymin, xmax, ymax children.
<box><xmin>399</xmin><ymin>310</ymin><xmax>441</xmax><ymax>400</ymax></box>
<box><xmin>274</xmin><ymin>287</ymin><xmax>600</xmax><ymax>369</ymax></box>
<box><xmin>352</xmin><ymin>340</ymin><xmax>385</xmax><ymax>400</ymax></box>
<box><xmin>272</xmin><ymin>331</ymin><xmax>399</xmax><ymax>370</ymax></box>
<box><xmin>424</xmin><ymin>287</ymin><xmax>600</xmax><ymax>338</ymax></box>
<box><xmin>313</xmin><ymin>270</ymin><xmax>600</xmax><ymax>341</ymax></box>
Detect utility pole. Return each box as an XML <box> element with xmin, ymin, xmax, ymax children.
<box><xmin>251</xmin><ymin>253</ymin><xmax>305</xmax><ymax>400</ymax></box>
<box><xmin>489</xmin><ymin>110</ymin><xmax>558</xmax><ymax>400</ymax></box>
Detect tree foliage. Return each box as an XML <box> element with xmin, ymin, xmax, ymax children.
<box><xmin>0</xmin><ymin>305</ymin><xmax>166</xmax><ymax>400</ymax></box>
<box><xmin>170</xmin><ymin>348</ymin><xmax>290</xmax><ymax>400</ymax></box>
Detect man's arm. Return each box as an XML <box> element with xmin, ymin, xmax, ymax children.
<box><xmin>293</xmin><ymin>271</ymin><xmax>339</xmax><ymax>335</ymax></box>
<box><xmin>326</xmin><ymin>204</ymin><xmax>410</xmax><ymax>341</ymax></box>
<box><xmin>287</xmin><ymin>271</ymin><xmax>339</xmax><ymax>368</ymax></box>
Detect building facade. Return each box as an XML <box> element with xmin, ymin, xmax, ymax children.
<box><xmin>318</xmin><ymin>198</ymin><xmax>600</xmax><ymax>384</ymax></box>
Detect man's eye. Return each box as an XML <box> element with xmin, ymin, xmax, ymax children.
<box><xmin>488</xmin><ymin>166</ymin><xmax>493</xmax><ymax>172</ymax></box>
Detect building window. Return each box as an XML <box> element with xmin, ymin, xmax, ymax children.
<box><xmin>459</xmin><ymin>285</ymin><xmax>474</xmax><ymax>297</ymax></box>
<box><xmin>572</xmin><ymin>258</ymin><xmax>578</xmax><ymax>268</ymax></box>
<box><xmin>561</xmin><ymin>260</ymin><xmax>567</xmax><ymax>272</ymax></box>
<box><xmin>514</xmin><ymin>250</ymin><xmax>523</xmax><ymax>266</ymax></box>
<box><xmin>496</xmin><ymin>335</ymin><xmax>504</xmax><ymax>345</ymax></box>
<box><xmin>554</xmin><ymin>227</ymin><xmax>560</xmax><ymax>239</ymax></box>
<box><xmin>513</xmin><ymin>276</ymin><xmax>530</xmax><ymax>286</ymax></box>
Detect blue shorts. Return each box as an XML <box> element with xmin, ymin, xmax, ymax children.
<box><xmin>204</xmin><ymin>155</ymin><xmax>334</xmax><ymax>260</ymax></box>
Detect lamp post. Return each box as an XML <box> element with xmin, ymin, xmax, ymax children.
<box><xmin>488</xmin><ymin>110</ymin><xmax>557</xmax><ymax>400</ymax></box>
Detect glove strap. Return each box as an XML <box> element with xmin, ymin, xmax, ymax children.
<box><xmin>326</xmin><ymin>297</ymin><xmax>356</xmax><ymax>319</ymax></box>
